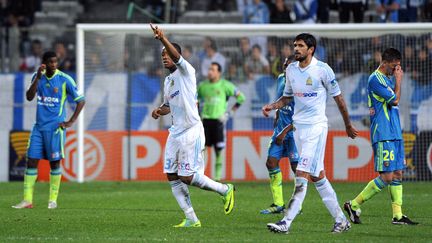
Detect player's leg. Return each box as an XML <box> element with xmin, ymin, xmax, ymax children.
<box><xmin>260</xmin><ymin>155</ymin><xmax>285</xmax><ymax>214</ymax></box>
<box><xmin>164</xmin><ymin>134</ymin><xmax>200</xmax><ymax>227</ymax></box>
<box><xmin>213</xmin><ymin>120</ymin><xmax>226</xmax><ymax>181</ymax></box>
<box><xmin>47</xmin><ymin>128</ymin><xmax>65</xmax><ymax>209</ymax></box>
<box><xmin>267</xmin><ymin>126</ymin><xmax>309</xmax><ymax>233</ymax></box>
<box><xmin>345</xmin><ymin>141</ymin><xmax>393</xmax><ymax>224</ymax></box>
<box><xmin>13</xmin><ymin>127</ymin><xmax>43</xmax><ymax>209</ymax></box>
<box><xmin>389</xmin><ymin>140</ymin><xmax>418</xmax><ymax>225</ymax></box>
<box><xmin>308</xmin><ymin>126</ymin><xmax>350</xmax><ymax>233</ymax></box>
<box><xmin>178</xmin><ymin>125</ymin><xmax>234</xmax><ymax>215</ymax></box>
<box><xmin>287</xmin><ymin>135</ymin><xmax>301</xmax><ymax>212</ymax></box>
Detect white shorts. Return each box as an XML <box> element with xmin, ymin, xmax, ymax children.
<box><xmin>163</xmin><ymin>123</ymin><xmax>205</xmax><ymax>176</ymax></box>
<box><xmin>293</xmin><ymin>123</ymin><xmax>328</xmax><ymax>178</ymax></box>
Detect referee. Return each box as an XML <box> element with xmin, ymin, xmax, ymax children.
<box><xmin>198</xmin><ymin>62</ymin><xmax>245</xmax><ymax>181</ymax></box>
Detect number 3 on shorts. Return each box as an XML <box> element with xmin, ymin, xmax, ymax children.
<box><xmin>383</xmin><ymin>150</ymin><xmax>394</xmax><ymax>161</ymax></box>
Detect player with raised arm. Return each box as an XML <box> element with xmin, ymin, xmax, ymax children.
<box><xmin>150</xmin><ymin>24</ymin><xmax>235</xmax><ymax>228</ymax></box>
<box><xmin>263</xmin><ymin>33</ymin><xmax>358</xmax><ymax>234</ymax></box>
<box><xmin>344</xmin><ymin>48</ymin><xmax>418</xmax><ymax>225</ymax></box>
<box><xmin>197</xmin><ymin>62</ymin><xmax>245</xmax><ymax>181</ymax></box>
<box><xmin>260</xmin><ymin>56</ymin><xmax>300</xmax><ymax>215</ymax></box>
<box><xmin>13</xmin><ymin>51</ymin><xmax>85</xmax><ymax>209</ymax></box>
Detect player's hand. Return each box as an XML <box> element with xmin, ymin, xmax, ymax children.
<box><xmin>345</xmin><ymin>124</ymin><xmax>359</xmax><ymax>139</ymax></box>
<box><xmin>36</xmin><ymin>64</ymin><xmax>46</xmax><ymax>79</ymax></box>
<box><xmin>59</xmin><ymin>120</ymin><xmax>73</xmax><ymax>129</ymax></box>
<box><xmin>394</xmin><ymin>65</ymin><xmax>403</xmax><ymax>83</ymax></box>
<box><xmin>275</xmin><ymin>133</ymin><xmax>286</xmax><ymax>146</ymax></box>
<box><xmin>152</xmin><ymin>108</ymin><xmax>162</xmax><ymax>119</ymax></box>
<box><xmin>262</xmin><ymin>104</ymin><xmax>273</xmax><ymax>117</ymax></box>
<box><xmin>219</xmin><ymin>111</ymin><xmax>232</xmax><ymax>124</ymax></box>
<box><xmin>150</xmin><ymin>23</ymin><xmax>164</xmax><ymax>40</ymax></box>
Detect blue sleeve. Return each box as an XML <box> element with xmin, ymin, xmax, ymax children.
<box><xmin>369</xmin><ymin>76</ymin><xmax>396</xmax><ymax>103</ymax></box>
<box><xmin>64</xmin><ymin>75</ymin><xmax>85</xmax><ymax>103</ymax></box>
<box><xmin>309</xmin><ymin>0</ymin><xmax>318</xmax><ymax>18</ymax></box>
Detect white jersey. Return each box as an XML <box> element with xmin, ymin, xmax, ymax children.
<box><xmin>283</xmin><ymin>57</ymin><xmax>341</xmax><ymax>126</ymax></box>
<box><xmin>163</xmin><ymin>56</ymin><xmax>201</xmax><ymax>135</ymax></box>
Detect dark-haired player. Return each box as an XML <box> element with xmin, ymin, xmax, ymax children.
<box><xmin>12</xmin><ymin>51</ymin><xmax>85</xmax><ymax>209</ymax></box>
<box><xmin>344</xmin><ymin>48</ymin><xmax>418</xmax><ymax>225</ymax></box>
<box><xmin>150</xmin><ymin>24</ymin><xmax>235</xmax><ymax>228</ymax></box>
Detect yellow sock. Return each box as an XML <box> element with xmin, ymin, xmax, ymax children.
<box><xmin>23</xmin><ymin>168</ymin><xmax>38</xmax><ymax>203</ymax></box>
<box><xmin>389</xmin><ymin>179</ymin><xmax>403</xmax><ymax>220</ymax></box>
<box><xmin>269</xmin><ymin>167</ymin><xmax>284</xmax><ymax>206</ymax></box>
<box><xmin>351</xmin><ymin>176</ymin><xmax>387</xmax><ymax>210</ymax></box>
<box><xmin>49</xmin><ymin>168</ymin><xmax>62</xmax><ymax>202</ymax></box>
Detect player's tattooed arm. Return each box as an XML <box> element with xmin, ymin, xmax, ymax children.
<box><xmin>150</xmin><ymin>23</ymin><xmax>180</xmax><ymax>63</ymax></box>
<box><xmin>275</xmin><ymin>124</ymin><xmax>293</xmax><ymax>146</ymax></box>
<box><xmin>334</xmin><ymin>94</ymin><xmax>358</xmax><ymax>139</ymax></box>
<box><xmin>262</xmin><ymin>96</ymin><xmax>292</xmax><ymax>117</ymax></box>
<box><xmin>26</xmin><ymin>64</ymin><xmax>45</xmax><ymax>101</ymax></box>
<box><xmin>152</xmin><ymin>104</ymin><xmax>170</xmax><ymax>119</ymax></box>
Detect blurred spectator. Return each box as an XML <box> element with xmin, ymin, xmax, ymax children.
<box><xmin>426</xmin><ymin>37</ymin><xmax>432</xmax><ymax>59</ymax></box>
<box><xmin>20</xmin><ymin>39</ymin><xmax>43</xmax><ymax>72</ymax></box>
<box><xmin>294</xmin><ymin>0</ymin><xmax>318</xmax><ymax>23</ymax></box>
<box><xmin>183</xmin><ymin>45</ymin><xmax>201</xmax><ymax>78</ymax></box>
<box><xmin>398</xmin><ymin>0</ymin><xmax>422</xmax><ymax>22</ymax></box>
<box><xmin>201</xmin><ymin>38</ymin><xmax>226</xmax><ymax>77</ymax></box>
<box><xmin>317</xmin><ymin>0</ymin><xmax>331</xmax><ymax>23</ymax></box>
<box><xmin>402</xmin><ymin>45</ymin><xmax>416</xmax><ymax>73</ymax></box>
<box><xmin>338</xmin><ymin>0</ymin><xmax>366</xmax><ymax>23</ymax></box>
<box><xmin>243</xmin><ymin>0</ymin><xmax>270</xmax><ymax>24</ymax></box>
<box><xmin>422</xmin><ymin>0</ymin><xmax>432</xmax><ymax>21</ymax></box>
<box><xmin>226</xmin><ymin>62</ymin><xmax>245</xmax><ymax>83</ymax></box>
<box><xmin>6</xmin><ymin>13</ymin><xmax>20</xmax><ymax>72</ymax></box>
<box><xmin>244</xmin><ymin>44</ymin><xmax>270</xmax><ymax>80</ymax></box>
<box><xmin>55</xmin><ymin>42</ymin><xmax>75</xmax><ymax>71</ymax></box>
<box><xmin>239</xmin><ymin>37</ymin><xmax>252</xmax><ymax>60</ymax></box>
<box><xmin>414</xmin><ymin>49</ymin><xmax>431</xmax><ymax>86</ymax></box>
<box><xmin>329</xmin><ymin>50</ymin><xmax>346</xmax><ymax>73</ymax></box>
<box><xmin>376</xmin><ymin>0</ymin><xmax>400</xmax><ymax>23</ymax></box>
<box><xmin>269</xmin><ymin>0</ymin><xmax>293</xmax><ymax>23</ymax></box>
<box><xmin>364</xmin><ymin>49</ymin><xmax>382</xmax><ymax>73</ymax></box>
<box><xmin>267</xmin><ymin>40</ymin><xmax>281</xmax><ymax>77</ymax></box>
<box><xmin>208</xmin><ymin>0</ymin><xmax>237</xmax><ymax>11</ymax></box>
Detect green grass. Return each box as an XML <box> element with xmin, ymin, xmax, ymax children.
<box><xmin>0</xmin><ymin>181</ymin><xmax>431</xmax><ymax>242</ymax></box>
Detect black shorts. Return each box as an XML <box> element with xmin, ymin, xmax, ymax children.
<box><xmin>202</xmin><ymin>119</ymin><xmax>225</xmax><ymax>149</ymax></box>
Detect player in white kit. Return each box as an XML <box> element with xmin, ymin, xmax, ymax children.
<box><xmin>262</xmin><ymin>33</ymin><xmax>358</xmax><ymax>234</ymax></box>
<box><xmin>150</xmin><ymin>24</ymin><xmax>235</xmax><ymax>228</ymax></box>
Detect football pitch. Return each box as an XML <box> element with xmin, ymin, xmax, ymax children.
<box><xmin>1</xmin><ymin>181</ymin><xmax>431</xmax><ymax>242</ymax></box>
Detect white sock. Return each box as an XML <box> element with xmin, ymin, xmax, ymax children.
<box><xmin>314</xmin><ymin>177</ymin><xmax>346</xmax><ymax>223</ymax></box>
<box><xmin>282</xmin><ymin>177</ymin><xmax>308</xmax><ymax>226</ymax></box>
<box><xmin>169</xmin><ymin>179</ymin><xmax>198</xmax><ymax>222</ymax></box>
<box><xmin>191</xmin><ymin>173</ymin><xmax>228</xmax><ymax>195</ymax></box>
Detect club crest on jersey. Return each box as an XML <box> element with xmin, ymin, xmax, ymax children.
<box><xmin>306</xmin><ymin>77</ymin><xmax>312</xmax><ymax>85</ymax></box>
<box><xmin>170</xmin><ymin>79</ymin><xmax>174</xmax><ymax>87</ymax></box>
<box><xmin>53</xmin><ymin>87</ymin><xmax>59</xmax><ymax>93</ymax></box>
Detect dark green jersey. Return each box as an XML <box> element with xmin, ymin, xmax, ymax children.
<box><xmin>197</xmin><ymin>79</ymin><xmax>245</xmax><ymax>119</ymax></box>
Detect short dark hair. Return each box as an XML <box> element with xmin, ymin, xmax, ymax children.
<box><xmin>381</xmin><ymin>48</ymin><xmax>401</xmax><ymax>62</ymax></box>
<box><xmin>171</xmin><ymin>42</ymin><xmax>182</xmax><ymax>55</ymax></box>
<box><xmin>295</xmin><ymin>33</ymin><xmax>317</xmax><ymax>55</ymax></box>
<box><xmin>42</xmin><ymin>51</ymin><xmax>57</xmax><ymax>63</ymax></box>
<box><xmin>252</xmin><ymin>44</ymin><xmax>261</xmax><ymax>52</ymax></box>
<box><xmin>211</xmin><ymin>62</ymin><xmax>222</xmax><ymax>72</ymax></box>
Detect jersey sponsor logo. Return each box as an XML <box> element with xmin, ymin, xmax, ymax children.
<box><xmin>169</xmin><ymin>90</ymin><xmax>180</xmax><ymax>99</ymax></box>
<box><xmin>293</xmin><ymin>92</ymin><xmax>318</xmax><ymax>97</ymax></box>
<box><xmin>369</xmin><ymin>107</ymin><xmax>375</xmax><ymax>116</ymax></box>
<box><xmin>37</xmin><ymin>95</ymin><xmax>60</xmax><ymax>107</ymax></box>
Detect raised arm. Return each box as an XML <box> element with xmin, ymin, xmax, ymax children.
<box><xmin>333</xmin><ymin>94</ymin><xmax>358</xmax><ymax>139</ymax></box>
<box><xmin>26</xmin><ymin>64</ymin><xmax>45</xmax><ymax>101</ymax></box>
<box><xmin>150</xmin><ymin>23</ymin><xmax>180</xmax><ymax>63</ymax></box>
<box><xmin>391</xmin><ymin>65</ymin><xmax>403</xmax><ymax>106</ymax></box>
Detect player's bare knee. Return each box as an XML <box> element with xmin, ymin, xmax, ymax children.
<box><xmin>310</xmin><ymin>170</ymin><xmax>326</xmax><ymax>182</ymax></box>
<box><xmin>27</xmin><ymin>158</ymin><xmax>39</xmax><ymax>169</ymax></box>
<box><xmin>49</xmin><ymin>160</ymin><xmax>61</xmax><ymax>170</ymax></box>
<box><xmin>266</xmin><ymin>157</ymin><xmax>278</xmax><ymax>170</ymax></box>
<box><xmin>295</xmin><ymin>170</ymin><xmax>309</xmax><ymax>180</ymax></box>
<box><xmin>179</xmin><ymin>175</ymin><xmax>193</xmax><ymax>185</ymax></box>
<box><xmin>379</xmin><ymin>172</ymin><xmax>393</xmax><ymax>184</ymax></box>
